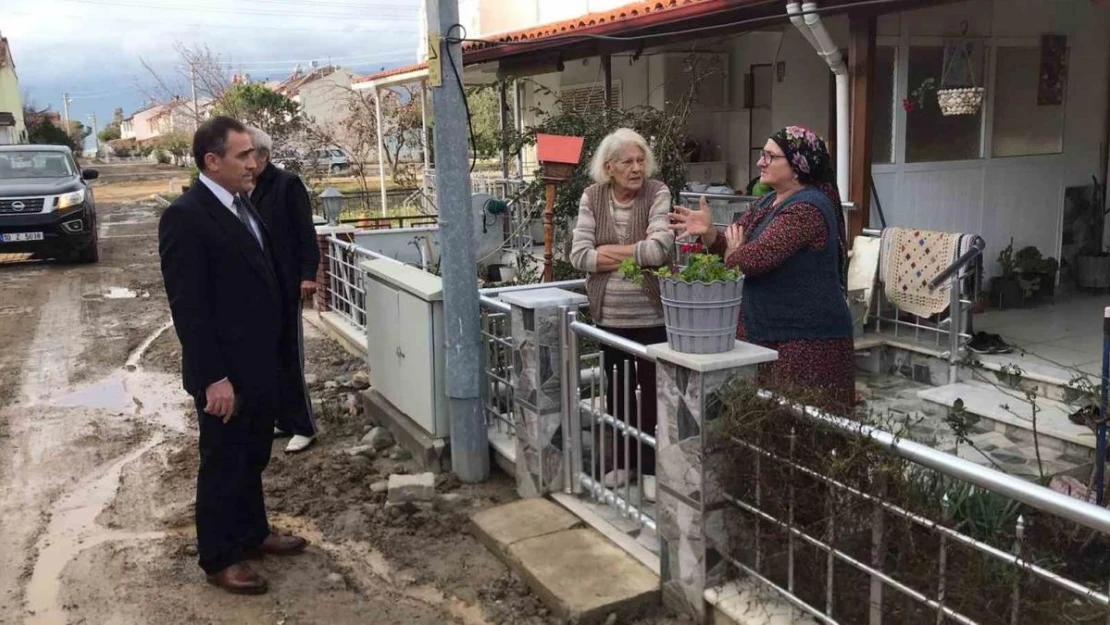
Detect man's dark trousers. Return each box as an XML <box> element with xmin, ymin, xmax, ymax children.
<box><xmin>195</xmin><ymin>393</ymin><xmax>275</xmax><ymax>574</ymax></box>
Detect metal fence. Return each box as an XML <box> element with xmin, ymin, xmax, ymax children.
<box><xmin>475</xmin><ymin>280</ymin><xmax>660</xmax><ymax>534</ymax></box>
<box><xmin>312</xmin><ymin>189</ymin><xmax>437</xmax><ymax>228</ymax></box>
<box><xmin>863</xmin><ymin>229</ymin><xmax>985</xmax><ymax>384</ymax></box>
<box><xmin>722</xmin><ymin>391</ymin><xmax>1110</xmax><ymax>624</ymax></box>
<box><xmin>325</xmin><ymin>235</ymin><xmax>401</xmax><ymax>332</ymax></box>
<box><xmin>479</xmin><ymin>295</ymin><xmax>515</xmax><ymax>436</ymax></box>
<box><xmin>564</xmin><ymin>311</ymin><xmax>659</xmax><ymax>532</ymax></box>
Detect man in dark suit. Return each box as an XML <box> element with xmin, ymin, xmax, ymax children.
<box><xmin>246</xmin><ymin>126</ymin><xmax>320</xmax><ymax>454</ymax></box>
<box><xmin>159</xmin><ymin>116</ymin><xmax>307</xmax><ymax>595</ymax></box>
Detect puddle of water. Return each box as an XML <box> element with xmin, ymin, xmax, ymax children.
<box><xmin>22</xmin><ymin>320</ymin><xmax>190</xmax><ymax>622</ymax></box>
<box><xmin>25</xmin><ymin>434</ymin><xmax>167</xmax><ymax>625</ymax></box>
<box><xmin>103</xmin><ymin>287</ymin><xmax>138</xmax><ymax>299</ymax></box>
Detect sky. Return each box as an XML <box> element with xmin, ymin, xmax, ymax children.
<box><xmin>1</xmin><ymin>0</ymin><xmax>423</xmax><ymax>147</ymax></box>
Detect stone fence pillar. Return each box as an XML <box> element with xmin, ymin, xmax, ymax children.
<box><xmin>500</xmin><ymin>288</ymin><xmax>588</xmax><ymax>498</ymax></box>
<box><xmin>313</xmin><ymin>225</ymin><xmax>357</xmax><ymax>312</ymax></box>
<box><xmin>645</xmin><ymin>341</ymin><xmax>779</xmax><ymax>621</ymax></box>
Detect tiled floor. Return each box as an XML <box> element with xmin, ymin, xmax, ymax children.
<box><xmin>974</xmin><ymin>293</ymin><xmax>1108</xmax><ymax>380</ymax></box>
<box><xmin>856</xmin><ymin>371</ymin><xmax>1086</xmax><ymax>479</ymax></box>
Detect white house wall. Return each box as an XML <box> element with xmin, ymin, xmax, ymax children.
<box><xmin>511</xmin><ymin>0</ymin><xmax>1108</xmax><ymax>270</ymax></box>
<box><xmin>868</xmin><ymin>0</ymin><xmax>1110</xmax><ymax>277</ymax></box>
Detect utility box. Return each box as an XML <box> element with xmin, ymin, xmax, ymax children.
<box><xmin>361</xmin><ymin>259</ymin><xmax>449</xmax><ymax>438</ymax></box>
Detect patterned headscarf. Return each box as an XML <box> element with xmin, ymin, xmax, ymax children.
<box><xmin>770</xmin><ymin>125</ymin><xmax>835</xmax><ymax>186</ymax></box>
<box><xmin>769</xmin><ymin>125</ymin><xmax>847</xmax><ymax>290</ymax></box>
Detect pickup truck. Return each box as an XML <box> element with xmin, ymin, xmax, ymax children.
<box><xmin>0</xmin><ymin>144</ymin><xmax>100</xmax><ymax>262</ymax></box>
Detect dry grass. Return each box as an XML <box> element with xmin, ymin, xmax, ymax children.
<box><xmin>92</xmin><ymin>178</ymin><xmax>187</xmax><ymax>203</ymax></box>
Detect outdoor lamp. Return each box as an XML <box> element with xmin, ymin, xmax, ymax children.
<box><xmin>320</xmin><ymin>187</ymin><xmax>345</xmax><ymax>226</ymax></box>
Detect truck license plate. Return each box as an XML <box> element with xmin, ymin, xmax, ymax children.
<box><xmin>1</xmin><ymin>232</ymin><xmax>44</xmax><ymax>243</ymax></box>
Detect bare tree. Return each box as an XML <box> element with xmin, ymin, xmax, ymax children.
<box><xmin>303</xmin><ymin>82</ymin><xmax>424</xmax><ymax>199</ymax></box>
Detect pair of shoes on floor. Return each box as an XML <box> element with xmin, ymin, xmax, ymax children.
<box><xmin>601</xmin><ymin>470</ymin><xmax>657</xmax><ymax>502</ymax></box>
<box><xmin>206</xmin><ymin>533</ymin><xmax>309</xmax><ymax>595</ymax></box>
<box><xmin>967</xmin><ymin>331</ymin><xmax>1013</xmax><ymax>355</ymax></box>
<box><xmin>274</xmin><ymin>427</ymin><xmax>315</xmax><ymax>453</ymax></box>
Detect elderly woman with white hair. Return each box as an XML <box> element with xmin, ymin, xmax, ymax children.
<box><xmin>570</xmin><ymin>127</ymin><xmax>674</xmax><ymax>498</ymax></box>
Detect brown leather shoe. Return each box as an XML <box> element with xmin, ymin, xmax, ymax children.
<box><xmin>247</xmin><ymin>532</ymin><xmax>308</xmax><ymax>558</ymax></box>
<box><xmin>206</xmin><ymin>562</ymin><xmax>268</xmax><ymax>595</ymax></box>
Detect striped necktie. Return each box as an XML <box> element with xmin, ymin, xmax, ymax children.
<box><xmin>232</xmin><ymin>195</ymin><xmax>262</xmax><ymax>248</ymax></box>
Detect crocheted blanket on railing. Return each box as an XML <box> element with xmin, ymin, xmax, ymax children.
<box><xmin>880</xmin><ymin>227</ymin><xmax>961</xmax><ymax>318</ymax></box>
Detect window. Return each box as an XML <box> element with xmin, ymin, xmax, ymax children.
<box><xmin>905</xmin><ymin>43</ymin><xmax>985</xmax><ymax>163</ymax></box>
<box><xmin>991</xmin><ymin>46</ymin><xmax>1064</xmax><ymax>157</ymax></box>
<box><xmin>560</xmin><ymin>83</ymin><xmax>623</xmax><ymax>114</ymax></box>
<box><xmin>871</xmin><ymin>46</ymin><xmax>897</xmax><ymax>164</ymax></box>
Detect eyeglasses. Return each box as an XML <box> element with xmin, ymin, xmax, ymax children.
<box><xmin>758</xmin><ymin>150</ymin><xmax>785</xmax><ymax>164</ymax></box>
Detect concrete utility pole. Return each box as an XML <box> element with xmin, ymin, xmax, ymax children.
<box><xmin>62</xmin><ymin>93</ymin><xmax>72</xmax><ymax>126</ymax></box>
<box><xmin>427</xmin><ymin>0</ymin><xmax>489</xmax><ymax>482</ymax></box>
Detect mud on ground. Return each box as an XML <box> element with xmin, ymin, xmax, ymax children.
<box><xmin>0</xmin><ymin>188</ymin><xmax>689</xmax><ymax>625</ymax></box>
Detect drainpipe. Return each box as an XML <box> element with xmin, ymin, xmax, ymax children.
<box><xmin>787</xmin><ymin>1</ymin><xmax>850</xmax><ymax>202</ymax></box>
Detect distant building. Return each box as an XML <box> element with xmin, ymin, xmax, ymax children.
<box><xmin>0</xmin><ymin>32</ymin><xmax>26</xmax><ymax>144</ymax></box>
<box><xmin>124</xmin><ymin>96</ymin><xmax>211</xmax><ymax>143</ymax></box>
<box><xmin>270</xmin><ymin>65</ymin><xmax>358</xmax><ymax>138</ymax></box>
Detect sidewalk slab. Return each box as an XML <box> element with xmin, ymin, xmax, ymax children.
<box><xmin>471</xmin><ymin>499</ymin><xmax>659</xmax><ymax>624</ymax></box>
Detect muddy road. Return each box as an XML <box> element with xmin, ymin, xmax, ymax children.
<box><xmin>0</xmin><ymin>194</ymin><xmax>686</xmax><ymax>625</ymax></box>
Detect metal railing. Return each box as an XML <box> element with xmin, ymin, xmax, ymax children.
<box><xmin>325</xmin><ymin>235</ymin><xmax>401</xmax><ymax>332</ymax></box>
<box><xmin>479</xmin><ymin>294</ymin><xmax>515</xmax><ymax>436</ymax></box>
<box><xmin>563</xmin><ymin>309</ymin><xmax>659</xmax><ymax>532</ymax></box>
<box><xmin>863</xmin><ymin>228</ymin><xmax>985</xmax><ymax>384</ymax></box>
<box><xmin>477</xmin><ymin>280</ymin><xmax>589</xmax><ymax>437</ymax></box>
<box><xmin>721</xmin><ymin>390</ymin><xmax>1110</xmax><ymax>624</ymax></box>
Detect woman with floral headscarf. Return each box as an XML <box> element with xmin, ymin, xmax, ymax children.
<box><xmin>670</xmin><ymin>126</ymin><xmax>855</xmax><ymax>409</ymax></box>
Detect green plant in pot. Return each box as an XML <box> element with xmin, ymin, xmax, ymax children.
<box><xmin>620</xmin><ymin>253</ymin><xmax>743</xmax><ymax>354</ymax></box>
<box><xmin>990</xmin><ymin>239</ymin><xmax>1022</xmax><ymax>309</ymax></box>
<box><xmin>1076</xmin><ymin>178</ymin><xmax>1110</xmax><ymax>290</ymax></box>
<box><xmin>1014</xmin><ymin>245</ymin><xmax>1059</xmax><ymax>302</ymax></box>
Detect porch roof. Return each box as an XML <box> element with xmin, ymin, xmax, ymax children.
<box><xmin>354</xmin><ymin>0</ymin><xmax>940</xmax><ymax>86</ymax></box>
<box><xmin>352</xmin><ymin>62</ymin><xmax>429</xmax><ymax>91</ymax></box>
<box><xmin>462</xmin><ymin>0</ymin><xmax>935</xmax><ymax>65</ymax></box>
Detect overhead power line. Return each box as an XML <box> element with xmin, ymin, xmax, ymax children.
<box><xmin>55</xmin><ymin>0</ymin><xmax>419</xmax><ymax>21</ymax></box>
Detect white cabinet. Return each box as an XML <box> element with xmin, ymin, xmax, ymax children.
<box><xmin>685</xmin><ymin>161</ymin><xmax>728</xmax><ymax>185</ymax></box>
<box><xmin>362</xmin><ymin>259</ymin><xmax>449</xmax><ymax>438</ymax></box>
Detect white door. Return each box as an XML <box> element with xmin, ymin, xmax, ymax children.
<box><xmin>395</xmin><ymin>292</ymin><xmax>437</xmax><ymax>434</ymax></box>
<box><xmin>365</xmin><ymin>279</ymin><xmax>400</xmax><ymax>407</ymax></box>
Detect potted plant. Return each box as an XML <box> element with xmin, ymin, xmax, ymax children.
<box><xmin>1014</xmin><ymin>245</ymin><xmax>1059</xmax><ymax>302</ymax></box>
<box><xmin>1076</xmin><ymin>180</ymin><xmax>1110</xmax><ymax>290</ymax></box>
<box><xmin>990</xmin><ymin>240</ymin><xmax>1022</xmax><ymax>309</ymax></box>
<box><xmin>620</xmin><ymin>253</ymin><xmax>743</xmax><ymax>354</ymax></box>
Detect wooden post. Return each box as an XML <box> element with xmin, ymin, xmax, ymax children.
<box><xmin>543</xmin><ymin>182</ymin><xmax>557</xmax><ymax>282</ymax></box>
<box><xmin>601</xmin><ymin>51</ymin><xmax>613</xmax><ymax>118</ymax></box>
<box><xmin>848</xmin><ymin>14</ymin><xmax>877</xmax><ymax>241</ymax></box>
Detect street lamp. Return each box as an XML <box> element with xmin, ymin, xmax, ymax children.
<box><xmin>319</xmin><ymin>187</ymin><xmax>345</xmax><ymax>226</ymax></box>
<box><xmin>535</xmin><ymin>133</ymin><xmax>584</xmax><ymax>282</ymax></box>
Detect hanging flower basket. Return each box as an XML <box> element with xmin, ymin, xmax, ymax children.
<box><xmin>936</xmin><ymin>25</ymin><xmax>984</xmax><ymax>116</ymax></box>
<box><xmin>620</xmin><ymin>253</ymin><xmax>744</xmax><ymax>354</ymax></box>
<box><xmin>906</xmin><ymin>24</ymin><xmax>985</xmax><ymax>117</ymax></box>
<box><xmin>936</xmin><ymin>87</ymin><xmax>985</xmax><ymax>116</ymax></box>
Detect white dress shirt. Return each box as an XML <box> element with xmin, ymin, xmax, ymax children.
<box><xmin>199</xmin><ymin>173</ymin><xmax>263</xmax><ymax>245</ymax></box>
